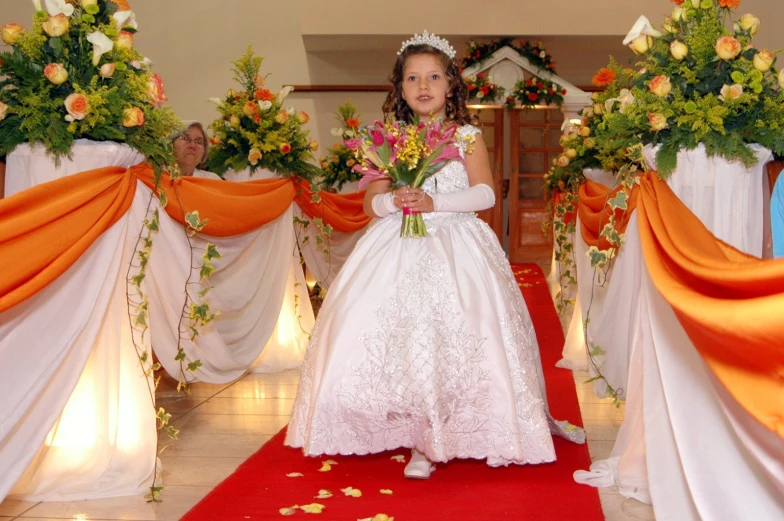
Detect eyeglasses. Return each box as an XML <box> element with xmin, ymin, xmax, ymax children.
<box><xmin>176</xmin><ymin>134</ymin><xmax>205</xmax><ymax>147</ymax></box>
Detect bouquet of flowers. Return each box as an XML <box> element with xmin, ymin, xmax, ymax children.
<box><xmin>465</xmin><ymin>72</ymin><xmax>503</xmax><ymax>103</ymax></box>
<box><xmin>505</xmin><ymin>76</ymin><xmax>566</xmax><ymax>109</ymax></box>
<box><xmin>316</xmin><ymin>100</ymin><xmax>363</xmax><ymax>191</ymax></box>
<box><xmin>0</xmin><ymin>0</ymin><xmax>180</xmax><ymax>174</ymax></box>
<box><xmin>594</xmin><ymin>0</ymin><xmax>784</xmax><ymax>176</ymax></box>
<box><xmin>204</xmin><ymin>47</ymin><xmax>320</xmax><ymax>180</ymax></box>
<box><xmin>346</xmin><ymin>119</ymin><xmax>464</xmax><ymax>238</ymax></box>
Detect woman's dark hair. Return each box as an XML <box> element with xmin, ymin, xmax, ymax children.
<box><xmin>383</xmin><ymin>44</ymin><xmax>474</xmax><ymax>125</ymax></box>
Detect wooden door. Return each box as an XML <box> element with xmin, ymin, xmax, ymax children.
<box><xmin>508</xmin><ymin>108</ymin><xmax>563</xmax><ymax>263</ymax></box>
<box><xmin>473</xmin><ymin>108</ymin><xmax>504</xmax><ymax>243</ymax></box>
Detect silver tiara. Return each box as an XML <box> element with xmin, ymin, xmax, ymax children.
<box><xmin>398</xmin><ymin>31</ymin><xmax>456</xmax><ymax>59</ymax></box>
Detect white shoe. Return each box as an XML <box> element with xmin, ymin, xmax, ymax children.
<box><xmin>404</xmin><ymin>450</ymin><xmax>436</xmax><ymax>479</ymax></box>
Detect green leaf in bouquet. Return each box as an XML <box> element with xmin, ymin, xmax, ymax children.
<box><xmin>47</xmin><ymin>37</ymin><xmax>63</xmax><ymax>57</ymax></box>
<box><xmin>655</xmin><ymin>141</ymin><xmax>680</xmax><ymax>177</ymax></box>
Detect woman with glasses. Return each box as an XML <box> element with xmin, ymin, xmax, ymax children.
<box><xmin>172</xmin><ymin>121</ymin><xmax>221</xmax><ymax>180</ymax></box>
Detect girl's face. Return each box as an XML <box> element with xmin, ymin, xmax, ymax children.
<box><xmin>401</xmin><ymin>54</ymin><xmax>449</xmax><ymax>119</ymax></box>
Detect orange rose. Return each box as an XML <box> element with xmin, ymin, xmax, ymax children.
<box><xmin>716</xmin><ymin>36</ymin><xmax>741</xmax><ymax>60</ymax></box>
<box><xmin>0</xmin><ymin>101</ymin><xmax>9</xmax><ymax>122</ymax></box>
<box><xmin>297</xmin><ymin>111</ymin><xmax>310</xmax><ymax>124</ymax></box>
<box><xmin>275</xmin><ymin>110</ymin><xmax>289</xmax><ymax>124</ymax></box>
<box><xmin>64</xmin><ymin>93</ymin><xmax>89</xmax><ymax>121</ymax></box>
<box><xmin>122</xmin><ymin>107</ymin><xmax>145</xmax><ymax>127</ymax></box>
<box><xmin>346</xmin><ymin>117</ymin><xmax>360</xmax><ymax>129</ymax></box>
<box><xmin>279</xmin><ymin>143</ymin><xmax>291</xmax><ymax>154</ymax></box>
<box><xmin>116</xmin><ymin>30</ymin><xmax>134</xmax><ymax>49</ymax></box>
<box><xmin>248</xmin><ymin>148</ymin><xmax>262</xmax><ymax>165</ymax></box>
<box><xmin>147</xmin><ymin>73</ymin><xmax>167</xmax><ymax>107</ymax></box>
<box><xmin>718</xmin><ymin>0</ymin><xmax>740</xmax><ymax>8</ymax></box>
<box><xmin>753</xmin><ymin>50</ymin><xmax>774</xmax><ymax>72</ymax></box>
<box><xmin>42</xmin><ymin>15</ymin><xmax>69</xmax><ymax>37</ymax></box>
<box><xmin>737</xmin><ymin>14</ymin><xmax>760</xmax><ymax>35</ymax></box>
<box><xmin>670</xmin><ymin>0</ymin><xmax>684</xmax><ymax>4</ymax></box>
<box><xmin>649</xmin><ymin>75</ymin><xmax>672</xmax><ymax>97</ymax></box>
<box><xmin>309</xmin><ymin>140</ymin><xmax>319</xmax><ymax>152</ymax></box>
<box><xmin>254</xmin><ymin>74</ymin><xmax>265</xmax><ymax>87</ymax></box>
<box><xmin>1</xmin><ymin>23</ymin><xmax>24</xmax><ymax>44</ymax></box>
<box><xmin>100</xmin><ymin>63</ymin><xmax>116</xmax><ymax>78</ymax></box>
<box><xmin>591</xmin><ymin>68</ymin><xmax>616</xmax><ymax>87</ymax></box>
<box><xmin>242</xmin><ymin>101</ymin><xmax>259</xmax><ymax>116</ymax></box>
<box><xmin>44</xmin><ymin>63</ymin><xmax>69</xmax><ymax>85</ymax></box>
<box><xmin>648</xmin><ymin>112</ymin><xmax>668</xmax><ymax>131</ymax></box>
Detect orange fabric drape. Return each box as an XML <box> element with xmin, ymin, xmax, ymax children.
<box><xmin>293</xmin><ymin>178</ymin><xmax>371</xmax><ymax>232</ymax></box>
<box><xmin>0</xmin><ymin>163</ymin><xmax>370</xmax><ymax>313</ymax></box>
<box><xmin>637</xmin><ymin>173</ymin><xmax>784</xmax><ymax>438</ymax></box>
<box><xmin>0</xmin><ymin>166</ymin><xmax>137</xmax><ymax>313</ymax></box>
<box><xmin>578</xmin><ymin>179</ymin><xmax>639</xmax><ymax>250</ymax></box>
<box><xmin>134</xmin><ymin>165</ymin><xmax>297</xmax><ymax>237</ymax></box>
<box><xmin>0</xmin><ymin>164</ymin><xmax>297</xmax><ymax>312</ymax></box>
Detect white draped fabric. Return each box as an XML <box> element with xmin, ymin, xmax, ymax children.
<box><xmin>557</xmin><ymin>169</ymin><xmax>625</xmax><ymax>377</ymax></box>
<box><xmin>146</xmin><ymin>202</ymin><xmax>300</xmax><ymax>382</ymax></box>
<box><xmin>1</xmin><ymin>152</ymin><xmax>319</xmax><ymax>501</ymax></box>
<box><xmin>1</xmin><ymin>188</ymin><xmax>155</xmax><ymax>501</ymax></box>
<box><xmin>222</xmin><ymin>167</ymin><xmax>316</xmax><ymax>373</ymax></box>
<box><xmin>4</xmin><ymin>140</ymin><xmax>145</xmax><ymax>197</ymax></box>
<box><xmin>560</xmin><ymin>148</ymin><xmax>770</xmax><ymax>384</ymax></box>
<box><xmin>295</xmin><ymin>206</ymin><xmax>367</xmax><ymax>290</ymax></box>
<box><xmin>571</xmin><ymin>147</ymin><xmax>784</xmax><ymax>520</ymax></box>
<box><xmin>576</xmin><ymin>268</ymin><xmax>784</xmax><ymax>520</ymax></box>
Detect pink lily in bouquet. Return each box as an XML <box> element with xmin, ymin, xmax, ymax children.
<box><xmin>346</xmin><ymin>118</ymin><xmax>461</xmax><ymax>237</ymax></box>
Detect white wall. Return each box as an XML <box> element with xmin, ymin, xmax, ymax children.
<box><xmin>2</xmin><ymin>0</ymin><xmax>783</xmax><ymax>161</ymax></box>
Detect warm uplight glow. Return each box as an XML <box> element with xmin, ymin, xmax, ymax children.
<box><xmin>276</xmin><ymin>295</ymin><xmax>299</xmax><ymax>345</ymax></box>
<box><xmin>304</xmin><ymin>268</ymin><xmax>317</xmax><ymax>290</ymax></box>
<box><xmin>569</xmin><ymin>118</ymin><xmax>582</xmax><ymax>125</ymax></box>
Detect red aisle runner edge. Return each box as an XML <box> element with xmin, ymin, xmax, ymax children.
<box><xmin>180</xmin><ymin>264</ymin><xmax>603</xmax><ymax>521</ymax></box>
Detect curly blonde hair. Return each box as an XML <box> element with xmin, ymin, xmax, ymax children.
<box><xmin>383</xmin><ymin>45</ymin><xmax>474</xmax><ymax>125</ymax></box>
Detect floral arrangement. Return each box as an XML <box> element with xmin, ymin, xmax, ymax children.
<box><xmin>315</xmin><ymin>100</ymin><xmax>363</xmax><ymax>191</ymax></box>
<box><xmin>465</xmin><ymin>72</ymin><xmax>503</xmax><ymax>103</ymax></box>
<box><xmin>346</xmin><ymin>119</ymin><xmax>466</xmax><ymax>237</ymax></box>
<box><xmin>595</xmin><ymin>0</ymin><xmax>784</xmax><ymax>176</ymax></box>
<box><xmin>461</xmin><ymin>37</ymin><xmax>557</xmax><ymax>73</ymax></box>
<box><xmin>504</xmin><ymin>77</ymin><xmax>566</xmax><ymax>109</ymax></box>
<box><xmin>204</xmin><ymin>47</ymin><xmax>320</xmax><ymax>180</ymax></box>
<box><xmin>0</xmin><ymin>0</ymin><xmax>180</xmax><ymax>173</ymax></box>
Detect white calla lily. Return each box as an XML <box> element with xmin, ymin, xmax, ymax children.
<box><xmin>277</xmin><ymin>85</ymin><xmax>294</xmax><ymax>103</ymax></box>
<box><xmin>208</xmin><ymin>97</ymin><xmax>224</xmax><ymax>107</ymax></box>
<box><xmin>44</xmin><ymin>0</ymin><xmax>74</xmax><ymax>17</ymax></box>
<box><xmin>604</xmin><ymin>88</ymin><xmax>635</xmax><ymax>114</ymax></box>
<box><xmin>330</xmin><ymin>127</ymin><xmax>344</xmax><ymax>137</ymax></box>
<box><xmin>31</xmin><ymin>0</ymin><xmax>43</xmax><ymax>12</ymax></box>
<box><xmin>86</xmin><ymin>31</ymin><xmax>114</xmax><ymax>66</ymax></box>
<box><xmin>257</xmin><ymin>100</ymin><xmax>272</xmax><ymax>110</ymax></box>
<box><xmin>622</xmin><ymin>15</ymin><xmax>662</xmax><ymax>45</ymax></box>
<box><xmin>113</xmin><ymin>10</ymin><xmax>138</xmax><ymax>30</ymax></box>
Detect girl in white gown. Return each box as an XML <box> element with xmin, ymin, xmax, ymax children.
<box><xmin>285</xmin><ymin>32</ymin><xmax>584</xmax><ymax>479</ymax></box>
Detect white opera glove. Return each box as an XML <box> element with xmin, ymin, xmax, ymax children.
<box><xmin>371</xmin><ymin>192</ymin><xmax>400</xmax><ymax>218</ymax></box>
<box><xmin>431</xmin><ymin>183</ymin><xmax>495</xmax><ymax>213</ymax></box>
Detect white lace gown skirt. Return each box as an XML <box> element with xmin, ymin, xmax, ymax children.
<box><xmin>285</xmin><ymin>212</ymin><xmax>556</xmax><ymax>465</ymax></box>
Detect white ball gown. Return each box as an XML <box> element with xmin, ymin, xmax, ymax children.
<box><xmin>285</xmin><ymin>126</ymin><xmax>584</xmax><ymax>465</ymax></box>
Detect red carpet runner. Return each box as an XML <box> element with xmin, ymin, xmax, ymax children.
<box><xmin>181</xmin><ymin>264</ymin><xmax>603</xmax><ymax>521</ymax></box>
